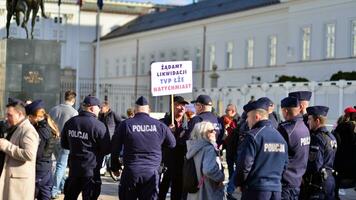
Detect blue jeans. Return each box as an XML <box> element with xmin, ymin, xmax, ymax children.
<box><xmin>52</xmin><ymin>143</ymin><xmax>69</xmax><ymax>197</ymax></box>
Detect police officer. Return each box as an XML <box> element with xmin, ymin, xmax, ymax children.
<box><xmin>26</xmin><ymin>100</ymin><xmax>60</xmax><ymax>200</ymax></box>
<box><xmin>288</xmin><ymin>91</ymin><xmax>312</xmax><ymax>127</ymax></box>
<box><xmin>277</xmin><ymin>97</ymin><xmax>310</xmax><ymax>199</ymax></box>
<box><xmin>159</xmin><ymin>96</ymin><xmax>189</xmax><ymax>200</ymax></box>
<box><xmin>236</xmin><ymin>99</ymin><xmax>288</xmax><ymax>200</ymax></box>
<box><xmin>302</xmin><ymin>106</ymin><xmax>337</xmax><ymax>200</ymax></box>
<box><xmin>111</xmin><ymin>96</ymin><xmax>176</xmax><ymax>200</ymax></box>
<box><xmin>185</xmin><ymin>94</ymin><xmax>224</xmax><ymax>145</ymax></box>
<box><xmin>258</xmin><ymin>97</ymin><xmax>280</xmax><ymax>129</ymax></box>
<box><xmin>61</xmin><ymin>96</ymin><xmax>110</xmax><ymax>200</ymax></box>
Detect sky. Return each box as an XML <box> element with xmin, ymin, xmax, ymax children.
<box><xmin>125</xmin><ymin>0</ymin><xmax>193</xmax><ymax>5</ymax></box>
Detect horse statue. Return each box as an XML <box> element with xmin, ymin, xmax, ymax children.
<box><xmin>6</xmin><ymin>0</ymin><xmax>47</xmax><ymax>39</ymax></box>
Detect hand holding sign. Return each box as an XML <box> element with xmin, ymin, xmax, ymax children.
<box><xmin>151</xmin><ymin>61</ymin><xmax>193</xmax><ymax>124</ymax></box>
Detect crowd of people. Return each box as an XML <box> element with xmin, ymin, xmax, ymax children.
<box><xmin>0</xmin><ymin>89</ymin><xmax>355</xmax><ymax>200</ymax></box>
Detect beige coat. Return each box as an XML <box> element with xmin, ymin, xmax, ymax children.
<box><xmin>0</xmin><ymin>119</ymin><xmax>39</xmax><ymax>200</ymax></box>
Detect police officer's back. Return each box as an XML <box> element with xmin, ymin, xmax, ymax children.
<box><xmin>302</xmin><ymin>106</ymin><xmax>337</xmax><ymax>200</ymax></box>
<box><xmin>111</xmin><ymin>96</ymin><xmax>176</xmax><ymax>200</ymax></box>
<box><xmin>236</xmin><ymin>99</ymin><xmax>288</xmax><ymax>200</ymax></box>
<box><xmin>61</xmin><ymin>96</ymin><xmax>110</xmax><ymax>200</ymax></box>
<box><xmin>278</xmin><ymin>97</ymin><xmax>310</xmax><ymax>199</ymax></box>
<box><xmin>186</xmin><ymin>95</ymin><xmax>224</xmax><ymax>145</ymax></box>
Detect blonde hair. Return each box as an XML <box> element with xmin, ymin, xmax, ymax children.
<box><xmin>254</xmin><ymin>109</ymin><xmax>269</xmax><ymax>119</ymax></box>
<box><xmin>190</xmin><ymin>121</ymin><xmax>214</xmax><ymax>142</ymax></box>
<box><xmin>31</xmin><ymin>108</ymin><xmax>60</xmax><ymax>138</ymax></box>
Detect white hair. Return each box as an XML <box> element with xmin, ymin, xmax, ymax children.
<box><xmin>190</xmin><ymin>121</ymin><xmax>215</xmax><ymax>143</ymax></box>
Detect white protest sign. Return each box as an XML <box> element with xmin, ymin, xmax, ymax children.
<box><xmin>151</xmin><ymin>61</ymin><xmax>193</xmax><ymax>96</ymax></box>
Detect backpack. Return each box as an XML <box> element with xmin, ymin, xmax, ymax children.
<box><xmin>182</xmin><ymin>156</ymin><xmax>200</xmax><ymax>193</ymax></box>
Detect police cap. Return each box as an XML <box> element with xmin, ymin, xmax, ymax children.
<box><xmin>25</xmin><ymin>99</ymin><xmax>45</xmax><ymax>115</ymax></box>
<box><xmin>243</xmin><ymin>99</ymin><xmax>269</xmax><ymax>113</ymax></box>
<box><xmin>258</xmin><ymin>97</ymin><xmax>274</xmax><ymax>107</ymax></box>
<box><xmin>306</xmin><ymin>106</ymin><xmax>329</xmax><ymax>117</ymax></box>
<box><xmin>83</xmin><ymin>96</ymin><xmax>100</xmax><ymax>107</ymax></box>
<box><xmin>281</xmin><ymin>96</ymin><xmax>299</xmax><ymax>108</ymax></box>
<box><xmin>288</xmin><ymin>91</ymin><xmax>312</xmax><ymax>101</ymax></box>
<box><xmin>135</xmin><ymin>96</ymin><xmax>149</xmax><ymax>106</ymax></box>
<box><xmin>191</xmin><ymin>95</ymin><xmax>212</xmax><ymax>106</ymax></box>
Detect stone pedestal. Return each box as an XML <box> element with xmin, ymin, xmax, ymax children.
<box><xmin>0</xmin><ymin>39</ymin><xmax>61</xmax><ymax>117</ymax></box>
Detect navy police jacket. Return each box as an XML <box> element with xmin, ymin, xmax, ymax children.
<box><xmin>307</xmin><ymin>126</ymin><xmax>337</xmax><ymax>174</ymax></box>
<box><xmin>236</xmin><ymin>120</ymin><xmax>288</xmax><ymax>192</ymax></box>
<box><xmin>278</xmin><ymin>115</ymin><xmax>310</xmax><ymax>187</ymax></box>
<box><xmin>186</xmin><ymin>112</ymin><xmax>224</xmax><ymax>145</ymax></box>
<box><xmin>35</xmin><ymin>119</ymin><xmax>57</xmax><ymax>173</ymax></box>
<box><xmin>61</xmin><ymin>111</ymin><xmax>110</xmax><ymax>177</ymax></box>
<box><xmin>111</xmin><ymin>112</ymin><xmax>176</xmax><ymax>173</ymax></box>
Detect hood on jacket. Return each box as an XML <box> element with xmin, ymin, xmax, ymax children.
<box><xmin>186</xmin><ymin>139</ymin><xmax>212</xmax><ymax>159</ymax></box>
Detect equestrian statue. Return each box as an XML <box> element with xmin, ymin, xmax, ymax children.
<box><xmin>6</xmin><ymin>0</ymin><xmax>47</xmax><ymax>39</ymax></box>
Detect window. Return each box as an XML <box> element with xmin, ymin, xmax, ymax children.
<box><xmin>195</xmin><ymin>47</ymin><xmax>201</xmax><ymax>70</ymax></box>
<box><xmin>226</xmin><ymin>42</ymin><xmax>233</xmax><ymax>68</ymax></box>
<box><xmin>131</xmin><ymin>57</ymin><xmax>136</xmax><ymax>75</ymax></box>
<box><xmin>122</xmin><ymin>58</ymin><xmax>127</xmax><ymax>76</ymax></box>
<box><xmin>170</xmin><ymin>50</ymin><xmax>177</xmax><ymax>61</ymax></box>
<box><xmin>325</xmin><ymin>23</ymin><xmax>335</xmax><ymax>59</ymax></box>
<box><xmin>247</xmin><ymin>39</ymin><xmax>254</xmax><ymax>67</ymax></box>
<box><xmin>352</xmin><ymin>20</ymin><xmax>356</xmax><ymax>57</ymax></box>
<box><xmin>301</xmin><ymin>27</ymin><xmax>311</xmax><ymax>61</ymax></box>
<box><xmin>150</xmin><ymin>53</ymin><xmax>155</xmax><ymax>63</ymax></box>
<box><xmin>104</xmin><ymin>59</ymin><xmax>109</xmax><ymax>78</ymax></box>
<box><xmin>268</xmin><ymin>36</ymin><xmax>277</xmax><ymax>66</ymax></box>
<box><xmin>159</xmin><ymin>52</ymin><xmax>165</xmax><ymax>61</ymax></box>
<box><xmin>140</xmin><ymin>56</ymin><xmax>145</xmax><ymax>75</ymax></box>
<box><xmin>209</xmin><ymin>45</ymin><xmax>215</xmax><ymax>69</ymax></box>
<box><xmin>115</xmin><ymin>59</ymin><xmax>120</xmax><ymax>77</ymax></box>
<box><xmin>183</xmin><ymin>49</ymin><xmax>190</xmax><ymax>60</ymax></box>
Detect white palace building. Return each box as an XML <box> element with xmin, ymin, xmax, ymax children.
<box><xmin>97</xmin><ymin>0</ymin><xmax>356</xmax><ymax>122</ymax></box>
<box><xmin>0</xmin><ymin>0</ymin><xmax>355</xmax><ymax>121</ymax></box>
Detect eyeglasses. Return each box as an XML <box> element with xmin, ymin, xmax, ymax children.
<box><xmin>207</xmin><ymin>129</ymin><xmax>216</xmax><ymax>133</ymax></box>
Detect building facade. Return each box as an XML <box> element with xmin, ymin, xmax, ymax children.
<box><xmin>98</xmin><ymin>0</ymin><xmax>356</xmax><ymax>116</ymax></box>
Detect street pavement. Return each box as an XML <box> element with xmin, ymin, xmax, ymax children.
<box><xmin>56</xmin><ymin>174</ymin><xmax>356</xmax><ymax>200</ymax></box>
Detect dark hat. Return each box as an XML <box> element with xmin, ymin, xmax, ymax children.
<box><xmin>257</xmin><ymin>97</ymin><xmax>274</xmax><ymax>107</ymax></box>
<box><xmin>306</xmin><ymin>106</ymin><xmax>329</xmax><ymax>117</ymax></box>
<box><xmin>191</xmin><ymin>95</ymin><xmax>212</xmax><ymax>106</ymax></box>
<box><xmin>174</xmin><ymin>96</ymin><xmax>189</xmax><ymax>105</ymax></box>
<box><xmin>243</xmin><ymin>100</ymin><xmax>269</xmax><ymax>113</ymax></box>
<box><xmin>281</xmin><ymin>97</ymin><xmax>299</xmax><ymax>108</ymax></box>
<box><xmin>25</xmin><ymin>99</ymin><xmax>45</xmax><ymax>115</ymax></box>
<box><xmin>83</xmin><ymin>96</ymin><xmax>100</xmax><ymax>107</ymax></box>
<box><xmin>135</xmin><ymin>96</ymin><xmax>149</xmax><ymax>106</ymax></box>
<box><xmin>6</xmin><ymin>97</ymin><xmax>25</xmax><ymax>107</ymax></box>
<box><xmin>288</xmin><ymin>91</ymin><xmax>312</xmax><ymax>101</ymax></box>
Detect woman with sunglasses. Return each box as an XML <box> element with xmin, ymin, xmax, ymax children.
<box><xmin>186</xmin><ymin>121</ymin><xmax>225</xmax><ymax>200</ymax></box>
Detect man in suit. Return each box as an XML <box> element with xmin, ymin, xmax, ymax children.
<box><xmin>0</xmin><ymin>98</ymin><xmax>39</xmax><ymax>200</ymax></box>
